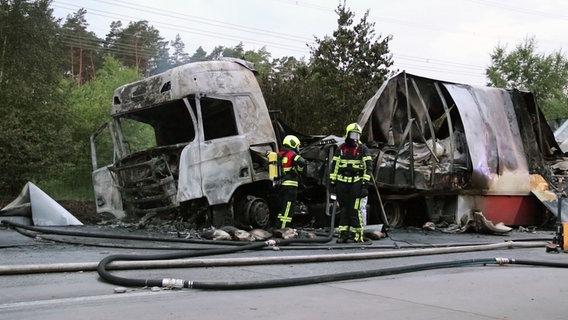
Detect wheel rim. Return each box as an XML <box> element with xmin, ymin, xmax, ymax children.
<box><xmin>244</xmin><ymin>197</ymin><xmax>270</xmax><ymax>228</ymax></box>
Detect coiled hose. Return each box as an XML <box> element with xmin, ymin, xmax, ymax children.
<box><xmin>4</xmin><ymin>206</ymin><xmax>565</xmax><ymax>290</ymax></box>
<box><xmin>96</xmin><ymin>196</ymin><xmax>341</xmax><ymax>288</ymax></box>
<box><xmin>2</xmin><ymin>220</ymin><xmax>565</xmax><ymax>290</ymax></box>
<box><xmin>98</xmin><ymin>256</ymin><xmax>568</xmax><ymax>290</ymax></box>
<box><xmin>92</xmin><ymin>201</ymin><xmax>564</xmax><ymax>290</ymax></box>
<box><xmin>1</xmin><ymin>220</ymin><xmax>247</xmax><ymax>247</ymax></box>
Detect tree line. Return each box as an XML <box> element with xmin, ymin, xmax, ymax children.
<box><xmin>1</xmin><ymin>0</ymin><xmax>567</xmax><ymax>198</ymax></box>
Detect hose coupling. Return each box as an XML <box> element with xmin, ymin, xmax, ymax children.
<box><xmin>495</xmin><ymin>257</ymin><xmax>512</xmax><ymax>265</ymax></box>
<box><xmin>161</xmin><ymin>278</ymin><xmax>185</xmax><ymax>289</ymax></box>
<box><xmin>265</xmin><ymin>239</ymin><xmax>281</xmax><ymax>250</ymax></box>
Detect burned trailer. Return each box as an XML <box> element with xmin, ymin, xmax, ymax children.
<box><xmin>90</xmin><ymin>58</ymin><xmax>278</xmax><ymax>228</ymax></box>
<box><xmin>358</xmin><ymin>72</ymin><xmax>563</xmax><ymax>227</ymax></box>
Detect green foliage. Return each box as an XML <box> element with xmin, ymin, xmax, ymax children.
<box><xmin>61</xmin><ymin>8</ymin><xmax>102</xmax><ymax>85</ymax></box>
<box><xmin>261</xmin><ymin>2</ymin><xmax>393</xmax><ymax>135</ymax></box>
<box><xmin>486</xmin><ymin>37</ymin><xmax>568</xmax><ymax>120</ymax></box>
<box><xmin>0</xmin><ymin>0</ymin><xmax>73</xmax><ymax>195</ymax></box>
<box><xmin>308</xmin><ymin>3</ymin><xmax>393</xmax><ymax>135</ymax></box>
<box><xmin>191</xmin><ymin>42</ymin><xmax>272</xmax><ymax>76</ymax></box>
<box><xmin>104</xmin><ymin>20</ymin><xmax>168</xmax><ymax>75</ymax></box>
<box><xmin>67</xmin><ymin>55</ymin><xmax>141</xmax><ymax>147</ymax></box>
<box><xmin>241</xmin><ymin>46</ymin><xmax>272</xmax><ymax>76</ymax></box>
<box><xmin>120</xmin><ymin>119</ymin><xmax>156</xmax><ymax>154</ymax></box>
<box><xmin>169</xmin><ymin>34</ymin><xmax>191</xmax><ymax>67</ymax></box>
<box><xmin>52</xmin><ymin>55</ymin><xmax>142</xmax><ymax>198</ymax></box>
<box><xmin>259</xmin><ymin>56</ymin><xmax>318</xmax><ymax>131</ymax></box>
<box><xmin>190</xmin><ymin>46</ymin><xmax>208</xmax><ymax>62</ymax></box>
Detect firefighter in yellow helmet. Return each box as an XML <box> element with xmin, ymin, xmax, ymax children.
<box><xmin>275</xmin><ymin>135</ymin><xmax>307</xmax><ymax>229</ymax></box>
<box><xmin>329</xmin><ymin>123</ymin><xmax>373</xmax><ymax>243</ymax></box>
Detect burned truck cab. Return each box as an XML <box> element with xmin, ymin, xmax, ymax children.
<box><xmin>90</xmin><ymin>58</ymin><xmax>277</xmax><ymax>228</ymax></box>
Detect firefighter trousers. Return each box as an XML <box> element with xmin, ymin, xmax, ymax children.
<box><xmin>336</xmin><ymin>181</ymin><xmax>364</xmax><ymax>240</ymax></box>
<box><xmin>275</xmin><ymin>185</ymin><xmax>297</xmax><ymax>229</ymax></box>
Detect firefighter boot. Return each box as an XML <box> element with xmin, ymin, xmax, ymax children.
<box><xmin>352</xmin><ymin>227</ymin><xmax>364</xmax><ymax>243</ymax></box>
<box><xmin>336</xmin><ymin>231</ymin><xmax>349</xmax><ymax>243</ymax></box>
<box><xmin>345</xmin><ymin>231</ymin><xmax>356</xmax><ymax>243</ymax></box>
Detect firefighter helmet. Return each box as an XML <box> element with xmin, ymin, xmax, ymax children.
<box><xmin>283</xmin><ymin>135</ymin><xmax>301</xmax><ymax>150</ymax></box>
<box><xmin>345</xmin><ymin>123</ymin><xmax>362</xmax><ymax>139</ymax></box>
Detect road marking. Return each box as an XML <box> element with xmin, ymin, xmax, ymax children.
<box><xmin>0</xmin><ymin>290</ymin><xmax>177</xmax><ymax>310</ymax></box>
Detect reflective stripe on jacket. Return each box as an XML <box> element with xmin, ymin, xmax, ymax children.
<box><xmin>279</xmin><ymin>147</ymin><xmax>306</xmax><ymax>187</ymax></box>
<box><xmin>329</xmin><ymin>143</ymin><xmax>373</xmax><ymax>184</ymax></box>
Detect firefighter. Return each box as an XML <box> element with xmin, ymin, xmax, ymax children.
<box><xmin>274</xmin><ymin>135</ymin><xmax>307</xmax><ymax>229</ymax></box>
<box><xmin>329</xmin><ymin>123</ymin><xmax>373</xmax><ymax>243</ymax></box>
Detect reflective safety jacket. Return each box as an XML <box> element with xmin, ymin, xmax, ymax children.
<box><xmin>329</xmin><ymin>142</ymin><xmax>373</xmax><ymax>184</ymax></box>
<box><xmin>279</xmin><ymin>147</ymin><xmax>307</xmax><ymax>187</ymax></box>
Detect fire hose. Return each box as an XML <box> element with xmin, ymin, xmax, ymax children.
<box><xmin>116</xmin><ymin>257</ymin><xmax>568</xmax><ymax>290</ymax></box>
<box><xmin>0</xmin><ymin>239</ymin><xmax>551</xmax><ymax>275</ymax></box>
<box><xmin>1</xmin><ymin>219</ymin><xmax>565</xmax><ymax>290</ymax></box>
<box><xmin>82</xmin><ymin>204</ymin><xmax>568</xmax><ymax>290</ymax></box>
<box><xmin>2</xmin><ymin>162</ymin><xmax>567</xmax><ymax>289</ymax></box>
<box><xmin>95</xmin><ymin>245</ymin><xmax>566</xmax><ymax>290</ymax></box>
<box><xmin>94</xmin><ymin>236</ymin><xmax>567</xmax><ymax>290</ymax></box>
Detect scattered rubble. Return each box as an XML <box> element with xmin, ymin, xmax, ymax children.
<box><xmin>421</xmin><ymin>210</ymin><xmax>512</xmax><ymax>234</ymax></box>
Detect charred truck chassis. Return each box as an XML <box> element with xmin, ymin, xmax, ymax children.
<box><xmin>90</xmin><ymin>59</ymin><xmax>282</xmax><ymax>228</ymax></box>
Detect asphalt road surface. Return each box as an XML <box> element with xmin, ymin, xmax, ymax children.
<box><xmin>1</xmin><ymin>224</ymin><xmax>567</xmax><ymax>320</ymax></box>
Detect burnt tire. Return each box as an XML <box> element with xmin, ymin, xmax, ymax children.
<box><xmin>237</xmin><ymin>196</ymin><xmax>271</xmax><ymax>229</ymax></box>
<box><xmin>382</xmin><ymin>200</ymin><xmax>404</xmax><ymax>228</ymax></box>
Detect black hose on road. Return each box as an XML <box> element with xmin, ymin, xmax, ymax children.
<box><xmin>1</xmin><ymin>220</ymin><xmax>246</xmax><ymax>246</ymax></box>
<box><xmin>96</xmin><ymin>228</ymin><xmax>339</xmax><ymax>288</ymax></box>
<box><xmin>96</xmin><ymin>197</ymin><xmax>338</xmax><ymax>287</ymax></box>
<box><xmin>7</xmin><ymin>206</ymin><xmax>566</xmax><ymax>291</ymax></box>
<box><xmin>100</xmin><ymin>257</ymin><xmax>568</xmax><ymax>290</ymax></box>
<box><xmin>3</xmin><ymin>220</ymin><xmax>555</xmax><ymax>252</ymax></box>
<box><xmin>94</xmin><ymin>204</ymin><xmax>556</xmax><ymax>291</ymax></box>
<box><xmin>187</xmin><ymin>258</ymin><xmax>492</xmax><ymax>290</ymax></box>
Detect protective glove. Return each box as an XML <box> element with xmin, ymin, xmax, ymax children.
<box><xmin>359</xmin><ymin>187</ymin><xmax>368</xmax><ymax>198</ymax></box>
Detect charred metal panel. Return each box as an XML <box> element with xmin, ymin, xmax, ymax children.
<box><xmin>445</xmin><ymin>85</ymin><xmax>529</xmax><ymax>194</ymax></box>
<box><xmin>92</xmin><ymin>167</ymin><xmax>125</xmax><ymax>218</ymax></box>
<box><xmin>359</xmin><ymin>73</ymin><xmax>470</xmax><ymax>191</ymax></box>
<box><xmin>199</xmin><ymin>136</ymin><xmax>252</xmax><ymax>205</ymax></box>
<box><xmin>358</xmin><ymin>72</ymin><xmax>559</xmax><ymax>196</ymax></box>
<box><xmin>90</xmin><ymin>121</ymin><xmax>126</xmax><ymax>218</ymax></box>
<box><xmin>177</xmin><ymin>143</ymin><xmax>203</xmax><ymax>202</ymax></box>
<box><xmin>112</xmin><ymin>59</ymin><xmax>265</xmax><ymax>116</ymax></box>
<box><xmin>512</xmin><ymin>91</ymin><xmax>548</xmax><ymax>173</ymax></box>
<box><xmin>177</xmin><ymin>136</ymin><xmax>252</xmax><ymax>206</ymax></box>
<box><xmin>360</xmin><ymin>74</ymin><xmax>449</xmax><ymax>145</ymax></box>
<box><xmin>233</xmin><ymin>95</ymin><xmax>277</xmax><ymax>147</ymax></box>
<box><xmin>515</xmin><ymin>91</ymin><xmax>560</xmax><ymax>161</ymax></box>
<box><xmin>113</xmin><ymin>75</ymin><xmax>173</xmax><ymax>116</ymax></box>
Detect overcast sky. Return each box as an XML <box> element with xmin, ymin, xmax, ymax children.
<box><xmin>51</xmin><ymin>0</ymin><xmax>568</xmax><ymax>85</ymax></box>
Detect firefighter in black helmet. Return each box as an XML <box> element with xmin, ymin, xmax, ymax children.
<box><xmin>329</xmin><ymin>123</ymin><xmax>373</xmax><ymax>243</ymax></box>
<box><xmin>274</xmin><ymin>135</ymin><xmax>307</xmax><ymax>229</ymax></box>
